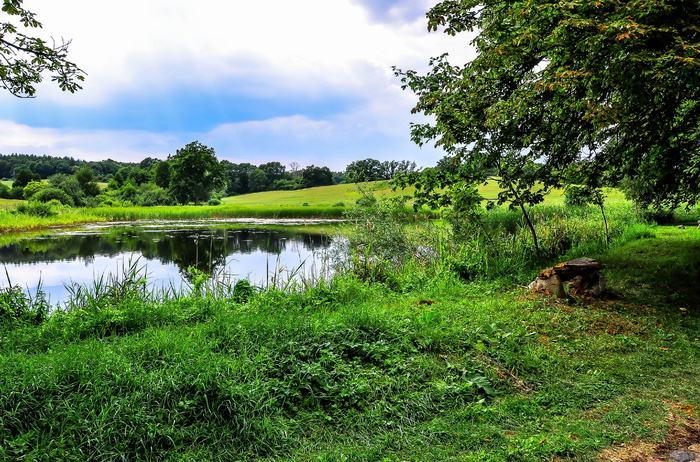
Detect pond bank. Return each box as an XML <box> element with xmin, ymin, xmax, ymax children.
<box><xmin>0</xmin><ymin>204</ymin><xmax>351</xmax><ymax>234</ymax></box>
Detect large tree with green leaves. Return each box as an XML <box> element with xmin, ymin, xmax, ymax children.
<box><xmin>395</xmin><ymin>0</ymin><xmax>700</xmax><ymax>209</ymax></box>
<box><xmin>169</xmin><ymin>141</ymin><xmax>226</xmax><ymax>205</ymax></box>
<box><xmin>1</xmin><ymin>0</ymin><xmax>84</xmax><ymax>97</ymax></box>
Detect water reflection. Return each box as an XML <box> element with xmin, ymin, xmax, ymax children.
<box><xmin>0</xmin><ymin>222</ymin><xmax>337</xmax><ymax>305</ymax></box>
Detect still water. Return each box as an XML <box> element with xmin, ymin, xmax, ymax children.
<box><xmin>0</xmin><ymin>219</ymin><xmax>340</xmax><ymax>306</ymax></box>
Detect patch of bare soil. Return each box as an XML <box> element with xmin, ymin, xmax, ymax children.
<box><xmin>598</xmin><ymin>402</ymin><xmax>700</xmax><ymax>462</ymax></box>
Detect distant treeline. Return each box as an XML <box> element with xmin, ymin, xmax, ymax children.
<box><xmin>0</xmin><ymin>154</ymin><xmax>136</xmax><ymax>181</ymax></box>
<box><xmin>1</xmin><ymin>154</ymin><xmax>420</xmax><ymax>193</ymax></box>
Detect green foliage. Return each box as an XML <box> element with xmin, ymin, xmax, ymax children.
<box><xmin>0</xmin><ymin>154</ymin><xmax>133</xmax><ymax>182</ymax></box>
<box><xmin>232</xmin><ymin>279</ymin><xmax>253</xmax><ymax>303</ymax></box>
<box><xmin>8</xmin><ymin>186</ymin><xmax>24</xmax><ymax>199</ymax></box>
<box><xmin>48</xmin><ymin>174</ymin><xmax>86</xmax><ymax>206</ymax></box>
<box><xmin>395</xmin><ymin>0</ymin><xmax>700</xmax><ymax>210</ymax></box>
<box><xmin>32</xmin><ymin>186</ymin><xmax>74</xmax><ymax>206</ymax></box>
<box><xmin>153</xmin><ymin>160</ymin><xmax>172</xmax><ymax>188</ymax></box>
<box><xmin>345</xmin><ymin>158</ymin><xmax>418</xmax><ymax>183</ymax></box>
<box><xmin>21</xmin><ymin>180</ymin><xmax>44</xmax><ymax>199</ymax></box>
<box><xmin>0</xmin><ymin>1</ymin><xmax>85</xmax><ymax>97</ymax></box>
<box><xmin>169</xmin><ymin>141</ymin><xmax>227</xmax><ymax>205</ymax></box>
<box><xmin>15</xmin><ymin>201</ymin><xmax>58</xmax><ymax>217</ymax></box>
<box><xmin>301</xmin><ymin>164</ymin><xmax>334</xmax><ymax>188</ymax></box>
<box><xmin>0</xmin><ymin>284</ymin><xmax>47</xmax><ymax>328</ymax></box>
<box><xmin>343</xmin><ymin>195</ymin><xmax>417</xmax><ymax>288</ymax></box>
<box><xmin>135</xmin><ymin>184</ymin><xmax>173</xmax><ymax>206</ymax></box>
<box><xmin>12</xmin><ymin>168</ymin><xmax>39</xmax><ymax>188</ymax></box>
<box><xmin>354</xmin><ymin>192</ymin><xmax>377</xmax><ymax>207</ymax></box>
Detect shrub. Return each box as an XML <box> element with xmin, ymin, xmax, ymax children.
<box><xmin>355</xmin><ymin>193</ymin><xmax>377</xmax><ymax>207</ymax></box>
<box><xmin>9</xmin><ymin>186</ymin><xmax>24</xmax><ymax>200</ymax></box>
<box><xmin>15</xmin><ymin>201</ymin><xmax>58</xmax><ymax>217</ymax></box>
<box><xmin>564</xmin><ymin>185</ymin><xmax>594</xmax><ymax>207</ymax></box>
<box><xmin>137</xmin><ymin>185</ymin><xmax>174</xmax><ymax>206</ymax></box>
<box><xmin>23</xmin><ymin>181</ymin><xmax>45</xmax><ymax>199</ymax></box>
<box><xmin>32</xmin><ymin>187</ymin><xmax>75</xmax><ymax>206</ymax></box>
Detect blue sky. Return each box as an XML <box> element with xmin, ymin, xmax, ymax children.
<box><xmin>0</xmin><ymin>0</ymin><xmax>474</xmax><ymax>171</ymax></box>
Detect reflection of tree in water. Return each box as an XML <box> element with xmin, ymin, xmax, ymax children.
<box><xmin>0</xmin><ymin>226</ymin><xmax>332</xmax><ymax>280</ymax></box>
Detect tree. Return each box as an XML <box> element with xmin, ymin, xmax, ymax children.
<box><xmin>49</xmin><ymin>174</ymin><xmax>85</xmax><ymax>206</ymax></box>
<box><xmin>222</xmin><ymin>161</ymin><xmax>254</xmax><ymax>196</ymax></box>
<box><xmin>301</xmin><ymin>165</ymin><xmax>333</xmax><ymax>188</ymax></box>
<box><xmin>259</xmin><ymin>161</ymin><xmax>288</xmax><ymax>185</ymax></box>
<box><xmin>169</xmin><ymin>141</ymin><xmax>226</xmax><ymax>205</ymax></box>
<box><xmin>382</xmin><ymin>160</ymin><xmax>417</xmax><ymax>179</ymax></box>
<box><xmin>0</xmin><ymin>0</ymin><xmax>85</xmax><ymax>97</ymax></box>
<box><xmin>154</xmin><ymin>161</ymin><xmax>172</xmax><ymax>188</ymax></box>
<box><xmin>248</xmin><ymin>169</ymin><xmax>268</xmax><ymax>193</ymax></box>
<box><xmin>12</xmin><ymin>168</ymin><xmax>39</xmax><ymax>188</ymax></box>
<box><xmin>22</xmin><ymin>180</ymin><xmax>43</xmax><ymax>199</ymax></box>
<box><xmin>288</xmin><ymin>161</ymin><xmax>302</xmax><ymax>176</ymax></box>
<box><xmin>345</xmin><ymin>158</ymin><xmax>385</xmax><ymax>183</ymax></box>
<box><xmin>395</xmin><ymin>0</ymin><xmax>700</xmax><ymax>209</ymax></box>
<box><xmin>75</xmin><ymin>166</ymin><xmax>100</xmax><ymax>197</ymax></box>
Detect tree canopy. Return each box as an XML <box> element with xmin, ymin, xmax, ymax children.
<box><xmin>0</xmin><ymin>0</ymin><xmax>85</xmax><ymax>97</ymax></box>
<box><xmin>395</xmin><ymin>0</ymin><xmax>700</xmax><ymax>209</ymax></box>
<box><xmin>169</xmin><ymin>141</ymin><xmax>226</xmax><ymax>205</ymax></box>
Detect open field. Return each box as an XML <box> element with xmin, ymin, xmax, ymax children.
<box><xmin>222</xmin><ymin>180</ymin><xmax>630</xmax><ymax>207</ymax></box>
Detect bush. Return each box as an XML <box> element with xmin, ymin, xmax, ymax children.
<box><xmin>355</xmin><ymin>193</ymin><xmax>377</xmax><ymax>207</ymax></box>
<box><xmin>0</xmin><ymin>182</ymin><xmax>10</xmax><ymax>199</ymax></box>
<box><xmin>15</xmin><ymin>201</ymin><xmax>58</xmax><ymax>217</ymax></box>
<box><xmin>32</xmin><ymin>187</ymin><xmax>75</xmax><ymax>206</ymax></box>
<box><xmin>23</xmin><ymin>181</ymin><xmax>45</xmax><ymax>199</ymax></box>
<box><xmin>564</xmin><ymin>185</ymin><xmax>593</xmax><ymax>207</ymax></box>
<box><xmin>137</xmin><ymin>185</ymin><xmax>174</xmax><ymax>206</ymax></box>
<box><xmin>9</xmin><ymin>186</ymin><xmax>24</xmax><ymax>200</ymax></box>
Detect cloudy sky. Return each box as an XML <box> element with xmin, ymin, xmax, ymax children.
<box><xmin>0</xmin><ymin>0</ymin><xmax>474</xmax><ymax>171</ymax></box>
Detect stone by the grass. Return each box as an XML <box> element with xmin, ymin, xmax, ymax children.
<box><xmin>669</xmin><ymin>449</ymin><xmax>697</xmax><ymax>462</ymax></box>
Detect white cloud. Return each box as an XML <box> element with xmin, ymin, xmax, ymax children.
<box><xmin>0</xmin><ymin>1</ymin><xmax>474</xmax><ymax>169</ymax></box>
<box><xmin>26</xmin><ymin>0</ymin><xmax>472</xmax><ymax>103</ymax></box>
<box><xmin>0</xmin><ymin>120</ymin><xmax>178</xmax><ymax>163</ymax></box>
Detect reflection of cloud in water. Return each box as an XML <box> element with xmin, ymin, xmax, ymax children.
<box><xmin>5</xmin><ymin>252</ymin><xmax>185</xmax><ymax>306</ymax></box>
<box><xmin>1</xmin><ymin>223</ymin><xmax>338</xmax><ymax>307</ymax></box>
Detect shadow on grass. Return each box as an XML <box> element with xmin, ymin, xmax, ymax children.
<box><xmin>602</xmin><ymin>227</ymin><xmax>700</xmax><ymax>312</ymax></box>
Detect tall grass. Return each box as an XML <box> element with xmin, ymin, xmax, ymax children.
<box><xmin>342</xmin><ymin>200</ymin><xmax>654</xmax><ymax>285</ymax></box>
<box><xmin>0</xmin><ymin>204</ymin><xmax>346</xmax><ymax>233</ymax></box>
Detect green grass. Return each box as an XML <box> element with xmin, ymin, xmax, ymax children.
<box><xmin>223</xmin><ymin>181</ymin><xmax>630</xmax><ymax>208</ymax></box>
<box><xmin>0</xmin><ymin>179</ymin><xmax>635</xmax><ymax>234</ymax></box>
<box><xmin>222</xmin><ymin>181</ymin><xmax>409</xmax><ymax>207</ymax></box>
<box><xmin>1</xmin><ymin>213</ymin><xmax>699</xmax><ymax>461</ymax></box>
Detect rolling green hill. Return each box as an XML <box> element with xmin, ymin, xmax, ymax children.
<box><xmin>223</xmin><ymin>180</ymin><xmax>629</xmax><ymax>207</ymax></box>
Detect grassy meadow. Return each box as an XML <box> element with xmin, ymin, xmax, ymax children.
<box><xmin>0</xmin><ymin>189</ymin><xmax>700</xmax><ymax>462</ymax></box>
<box><xmin>2</xmin><ymin>181</ymin><xmax>700</xmax><ymax>461</ymax></box>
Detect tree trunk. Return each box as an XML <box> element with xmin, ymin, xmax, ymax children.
<box><xmin>508</xmin><ymin>182</ymin><xmax>540</xmax><ymax>255</ymax></box>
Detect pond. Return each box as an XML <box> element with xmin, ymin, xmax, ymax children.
<box><xmin>0</xmin><ymin>219</ymin><xmax>343</xmax><ymax>307</ymax></box>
